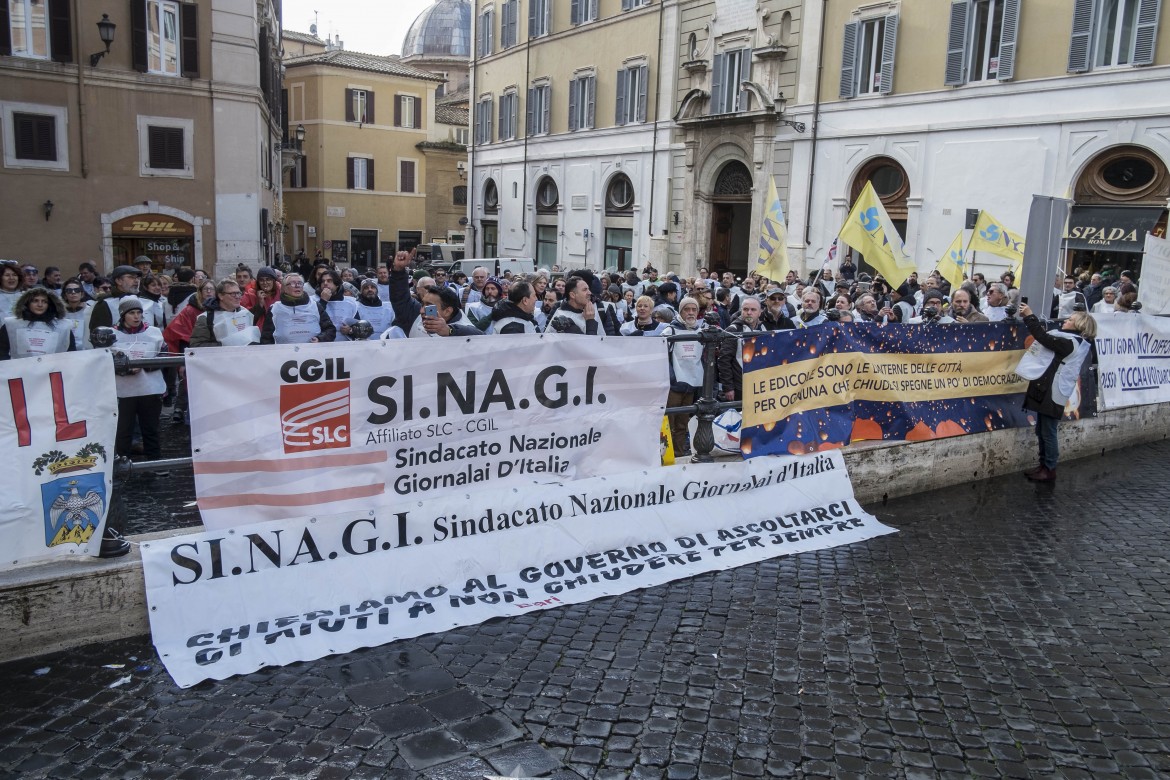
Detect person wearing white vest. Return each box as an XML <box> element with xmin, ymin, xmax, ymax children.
<box><xmin>387</xmin><ymin>252</ymin><xmax>484</xmax><ymax>338</ymax></box>
<box><xmin>486</xmin><ymin>281</ymin><xmax>541</xmax><ymax>334</ymax></box>
<box><xmin>260</xmin><ymin>274</ymin><xmax>335</xmax><ymax>344</ymax></box>
<box><xmin>0</xmin><ymin>262</ymin><xmax>23</xmax><ymax>320</ymax></box>
<box><xmin>314</xmin><ymin>270</ymin><xmax>359</xmax><ymax>341</ymax></box>
<box><xmin>350</xmin><ymin>279</ymin><xmax>395</xmax><ymax>339</ymax></box>
<box><xmin>87</xmin><ymin>264</ymin><xmax>142</xmax><ymax>333</ymax></box>
<box><xmin>112</xmin><ymin>297</ymin><xmax>167</xmax><ymax>461</ymax></box>
<box><xmin>662</xmin><ymin>297</ymin><xmax>706</xmax><ymax>458</ymax></box>
<box><xmin>1015</xmin><ymin>303</ymin><xmax>1097</xmax><ymax>483</ymax></box>
<box><xmin>60</xmin><ymin>281</ymin><xmax>95</xmax><ymax>349</ymax></box>
<box><xmin>0</xmin><ymin>287</ymin><xmax>75</xmax><ymax>359</ymax></box>
<box><xmin>189</xmin><ymin>279</ymin><xmax>260</xmax><ymax>347</ymax></box>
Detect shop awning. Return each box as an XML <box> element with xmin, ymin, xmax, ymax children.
<box><xmin>1065</xmin><ymin>205</ymin><xmax>1164</xmax><ymax>252</ymax></box>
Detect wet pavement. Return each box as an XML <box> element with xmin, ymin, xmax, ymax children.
<box><xmin>3</xmin><ymin>439</ymin><xmax>1169</xmax><ymax>779</ymax></box>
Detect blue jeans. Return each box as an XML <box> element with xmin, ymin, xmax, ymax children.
<box><xmin>1036</xmin><ymin>413</ymin><xmax>1060</xmax><ymax>469</ymax></box>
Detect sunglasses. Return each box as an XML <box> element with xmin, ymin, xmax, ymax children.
<box><xmin>64</xmin><ymin>287</ymin><xmax>83</xmax><ymax>293</ymax></box>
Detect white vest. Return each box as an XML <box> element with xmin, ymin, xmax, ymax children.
<box><xmin>549</xmin><ymin>307</ymin><xmax>603</xmax><ymax>335</ymax></box>
<box><xmin>1016</xmin><ymin>330</ymin><xmax>1090</xmax><ymax>405</ymax></box>
<box><xmin>3</xmin><ymin>318</ymin><xmax>72</xmax><ymax>358</ymax></box>
<box><xmin>620</xmin><ymin>320</ymin><xmax>668</xmax><ymax>336</ymax></box>
<box><xmin>270</xmin><ymin>300</ymin><xmax>320</xmax><ymax>344</ymax></box>
<box><xmin>489</xmin><ymin>315</ymin><xmax>537</xmax><ymax>334</ymax></box>
<box><xmin>113</xmin><ymin>327</ymin><xmax>166</xmax><ymax>397</ymax></box>
<box><xmin>210</xmin><ymin>307</ymin><xmax>259</xmax><ymax>346</ymax></box>
<box><xmin>0</xmin><ymin>290</ymin><xmax>20</xmax><ymax>320</ymax></box>
<box><xmin>406</xmin><ymin>309</ymin><xmax>475</xmax><ymax>338</ymax></box>
<box><xmin>664</xmin><ymin>325</ymin><xmax>704</xmax><ymax>388</ymax></box>
<box><xmin>63</xmin><ymin>305</ymin><xmax>93</xmax><ymax>349</ymax></box>
<box><xmin>323</xmin><ymin>298</ymin><xmax>359</xmax><ymax>341</ymax></box>
<box><xmin>356</xmin><ymin>301</ymin><xmax>395</xmax><ymax>339</ymax></box>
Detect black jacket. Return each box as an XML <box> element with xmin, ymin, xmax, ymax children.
<box><xmin>1022</xmin><ymin>314</ymin><xmax>1077</xmax><ymax>419</ymax></box>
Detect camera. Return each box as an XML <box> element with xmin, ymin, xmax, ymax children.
<box><xmin>824</xmin><ymin>308</ymin><xmax>842</xmax><ymax>322</ymax></box>
<box><xmin>922</xmin><ymin>305</ymin><xmax>940</xmax><ymax>320</ymax></box>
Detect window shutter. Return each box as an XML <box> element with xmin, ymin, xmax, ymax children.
<box><xmin>569</xmin><ymin>81</ymin><xmax>579</xmax><ymax>131</ymax></box>
<box><xmin>402</xmin><ymin>161</ymin><xmax>414</xmax><ymax>193</ymax></box>
<box><xmin>1133</xmin><ymin>0</ymin><xmax>1162</xmax><ymax>66</ymax></box>
<box><xmin>944</xmin><ymin>0</ymin><xmax>969</xmax><ymax>86</ymax></box>
<box><xmin>500</xmin><ymin>97</ymin><xmax>508</xmax><ymax>138</ymax></box>
<box><xmin>527</xmin><ymin>89</ymin><xmax>535</xmax><ymax>135</ymax></box>
<box><xmin>1067</xmin><ymin>0</ymin><xmax>1095</xmax><ymax>73</ymax></box>
<box><xmin>476</xmin><ymin>12</ymin><xmax>484</xmax><ymax>55</ymax></box>
<box><xmin>710</xmin><ymin>52</ymin><xmax>725</xmax><ymax>113</ymax></box>
<box><xmin>346</xmin><ymin>89</ymin><xmax>355</xmax><ymax>122</ymax></box>
<box><xmin>839</xmin><ymin>21</ymin><xmax>858</xmax><ymax>99</ymax></box>
<box><xmin>486</xmin><ymin>9</ymin><xmax>493</xmax><ymax>53</ymax></box>
<box><xmin>615</xmin><ymin>69</ymin><xmax>627</xmax><ymax>125</ymax></box>
<box><xmin>131</xmin><ymin>0</ymin><xmax>148</xmax><ymax>73</ymax></box>
<box><xmin>413</xmin><ymin>95</ymin><xmax>420</xmax><ymax>128</ymax></box>
<box><xmin>368</xmin><ymin>158</ymin><xmax>375</xmax><ymax>190</ymax></box>
<box><xmin>878</xmin><ymin>14</ymin><xmax>898</xmax><ymax>94</ymax></box>
<box><xmin>367</xmin><ymin>91</ymin><xmax>376</xmax><ymax>124</ymax></box>
<box><xmin>739</xmin><ymin>49</ymin><xmax>752</xmax><ymax>111</ymax></box>
<box><xmin>529</xmin><ymin>0</ymin><xmax>538</xmax><ymax>37</ymax></box>
<box><xmin>571</xmin><ymin>0</ymin><xmax>581</xmax><ymax>25</ymax></box>
<box><xmin>586</xmin><ymin>78</ymin><xmax>595</xmax><ymax>129</ymax></box>
<box><xmin>259</xmin><ymin>27</ymin><xmax>271</xmax><ymax>95</ymax></box>
<box><xmin>637</xmin><ymin>65</ymin><xmax>648</xmax><ymax>122</ymax></box>
<box><xmin>297</xmin><ymin>154</ymin><xmax>307</xmax><ymax>187</ymax></box>
<box><xmin>508</xmin><ymin>2</ymin><xmax>518</xmax><ymax>45</ymax></box>
<box><xmin>997</xmin><ymin>0</ymin><xmax>1020</xmax><ymax>80</ymax></box>
<box><xmin>347</xmin><ymin>158</ymin><xmax>355</xmax><ymax>189</ymax></box>
<box><xmin>48</xmin><ymin>0</ymin><xmax>73</xmax><ymax>63</ymax></box>
<box><xmin>180</xmin><ymin>2</ymin><xmax>199</xmax><ymax>78</ymax></box>
<box><xmin>148</xmin><ymin>126</ymin><xmax>184</xmax><ymax>169</ymax></box>
<box><xmin>622</xmin><ymin>0</ymin><xmax>632</xmax><ymax>10</ymax></box>
<box><xmin>14</xmin><ymin>114</ymin><xmax>57</xmax><ymax>161</ymax></box>
<box><xmin>542</xmin><ymin>87</ymin><xmax>550</xmax><ymax>135</ymax></box>
<box><xmin>394</xmin><ymin>95</ymin><xmax>402</xmax><ymax>126</ymax></box>
<box><xmin>0</xmin><ymin>2</ymin><xmax>11</xmax><ymax>56</ymax></box>
<box><xmin>590</xmin><ymin>0</ymin><xmax>599</xmax><ymax>20</ymax></box>
<box><xmin>487</xmin><ymin>99</ymin><xmax>493</xmax><ymax>141</ymax></box>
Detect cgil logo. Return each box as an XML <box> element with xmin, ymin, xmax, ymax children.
<box><xmin>279</xmin><ymin>359</ymin><xmax>352</xmax><ymax>454</ymax></box>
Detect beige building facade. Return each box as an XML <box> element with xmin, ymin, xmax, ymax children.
<box><xmin>1</xmin><ymin>0</ymin><xmax>283</xmax><ymax>278</ymax></box>
<box><xmin>787</xmin><ymin>0</ymin><xmax>1170</xmax><ymax>280</ymax></box>
<box><xmin>281</xmin><ymin>48</ymin><xmax>444</xmax><ymax>266</ymax></box>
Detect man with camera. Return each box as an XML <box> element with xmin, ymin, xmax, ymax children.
<box><xmin>908</xmin><ymin>289</ymin><xmax>954</xmax><ymax>324</ymax></box>
<box><xmin>388</xmin><ymin>251</ymin><xmax>483</xmax><ymax>337</ymax></box>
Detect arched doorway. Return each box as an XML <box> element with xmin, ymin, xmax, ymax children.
<box><xmin>848</xmin><ymin>157</ymin><xmax>909</xmax><ymax>278</ymax></box>
<box><xmin>1068</xmin><ymin>145</ymin><xmax>1168</xmax><ymax>278</ymax></box>
<box><xmin>604</xmin><ymin>173</ymin><xmax>635</xmax><ymax>271</ymax></box>
<box><xmin>709</xmin><ymin>161</ymin><xmax>753</xmax><ymax>276</ymax></box>
<box><xmin>480</xmin><ymin>178</ymin><xmax>499</xmax><ymax>257</ymax></box>
<box><xmin>534</xmin><ymin>176</ymin><xmax>560</xmax><ymax>267</ymax></box>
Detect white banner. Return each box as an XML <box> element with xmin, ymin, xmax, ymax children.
<box><xmin>0</xmin><ymin>350</ymin><xmax>117</xmax><ymax>569</ymax></box>
<box><xmin>186</xmin><ymin>335</ymin><xmax>668</xmax><ymax>529</ymax></box>
<box><xmin>1093</xmin><ymin>312</ymin><xmax>1170</xmax><ymax>409</ymax></box>
<box><xmin>1139</xmin><ymin>232</ymin><xmax>1170</xmax><ymax>315</ymax></box>
<box><xmin>142</xmin><ymin>451</ymin><xmax>895</xmax><ymax>688</ymax></box>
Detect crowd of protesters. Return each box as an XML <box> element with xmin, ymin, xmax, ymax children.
<box><xmin>0</xmin><ymin>254</ymin><xmax>1143</xmax><ymax>462</ymax></box>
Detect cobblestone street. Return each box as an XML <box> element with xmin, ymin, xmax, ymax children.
<box><xmin>3</xmin><ymin>440</ymin><xmax>1169</xmax><ymax>779</ymax></box>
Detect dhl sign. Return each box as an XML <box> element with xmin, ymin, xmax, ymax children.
<box><xmin>113</xmin><ymin>216</ymin><xmax>193</xmax><ymax>236</ymax></box>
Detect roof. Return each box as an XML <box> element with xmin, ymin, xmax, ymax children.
<box><xmin>402</xmin><ymin>0</ymin><xmax>471</xmax><ymax>58</ymax></box>
<box><xmin>284</xmin><ymin>49</ymin><xmax>445</xmax><ymax>82</ymax></box>
<box><xmin>438</xmin><ymin>87</ymin><xmax>469</xmax><ymax>106</ymax></box>
<box><xmin>436</xmin><ymin>104</ymin><xmax>469</xmax><ymax>126</ymax></box>
<box><xmin>282</xmin><ymin>30</ymin><xmax>324</xmax><ymax>45</ymax></box>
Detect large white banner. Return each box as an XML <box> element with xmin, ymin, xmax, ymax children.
<box><xmin>1139</xmin><ymin>232</ymin><xmax>1170</xmax><ymax>315</ymax></box>
<box><xmin>186</xmin><ymin>335</ymin><xmax>668</xmax><ymax>529</ymax></box>
<box><xmin>1094</xmin><ymin>313</ymin><xmax>1170</xmax><ymax>409</ymax></box>
<box><xmin>142</xmin><ymin>451</ymin><xmax>895</xmax><ymax>688</ymax></box>
<box><xmin>0</xmin><ymin>350</ymin><xmax>117</xmax><ymax>569</ymax></box>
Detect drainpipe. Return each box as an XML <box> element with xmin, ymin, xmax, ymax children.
<box><xmin>469</xmin><ymin>20</ymin><xmax>478</xmax><ymax>256</ymax></box>
<box><xmin>521</xmin><ymin>29</ymin><xmax>532</xmax><ymax>234</ymax></box>
<box><xmin>647</xmin><ymin>3</ymin><xmax>666</xmax><ymax>237</ymax></box>
<box><xmin>803</xmin><ymin>0</ymin><xmax>828</xmax><ymax>247</ymax></box>
<box><xmin>74</xmin><ymin>0</ymin><xmax>89</xmax><ymax>178</ymax></box>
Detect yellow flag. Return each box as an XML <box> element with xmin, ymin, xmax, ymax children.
<box><xmin>936</xmin><ymin>231</ymin><xmax>968</xmax><ymax>290</ymax></box>
<box><xmin>967</xmin><ymin>210</ymin><xmax>1025</xmax><ymax>266</ymax></box>
<box><xmin>838</xmin><ymin>181</ymin><xmax>917</xmax><ymax>286</ymax></box>
<box><xmin>755</xmin><ymin>176</ymin><xmax>790</xmax><ymax>282</ymax></box>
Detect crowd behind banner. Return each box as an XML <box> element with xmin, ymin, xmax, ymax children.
<box><xmin>0</xmin><ymin>249</ymin><xmax>1166</xmax><ymax>551</ymax></box>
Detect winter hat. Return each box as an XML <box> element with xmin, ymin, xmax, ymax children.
<box><xmin>483</xmin><ymin>277</ymin><xmax>504</xmax><ymax>296</ymax></box>
<box><xmin>922</xmin><ymin>289</ymin><xmax>946</xmax><ymax>304</ymax></box>
<box><xmin>360</xmin><ymin>278</ymin><xmax>379</xmax><ymax>291</ymax></box>
<box><xmin>657</xmin><ymin>281</ymin><xmax>679</xmax><ymax>297</ymax></box>
<box><xmin>118</xmin><ymin>296</ymin><xmax>145</xmax><ymax>317</ymax></box>
<box><xmin>257</xmin><ymin>266</ymin><xmax>279</xmax><ymax>282</ymax></box>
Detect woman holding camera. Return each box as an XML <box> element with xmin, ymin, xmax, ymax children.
<box><xmin>1016</xmin><ymin>303</ymin><xmax>1096</xmax><ymax>482</ymax></box>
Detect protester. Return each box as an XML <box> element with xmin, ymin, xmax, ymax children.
<box><xmin>662</xmin><ymin>297</ymin><xmax>705</xmax><ymax>457</ymax></box>
<box><xmin>795</xmin><ymin>288</ymin><xmax>827</xmax><ymax>328</ymax></box>
<box><xmin>548</xmin><ymin>276</ymin><xmax>602</xmax><ymax>335</ymax></box>
<box><xmin>190</xmin><ymin>279</ymin><xmax>259</xmax><ymax>347</ymax></box>
<box><xmin>1091</xmin><ymin>287</ymin><xmax>1118</xmax><ymax>314</ymax></box>
<box><xmin>621</xmin><ymin>295</ymin><xmax>668</xmax><ymax>336</ymax></box>
<box><xmin>949</xmin><ymin>289</ymin><xmax>989</xmax><ymax>323</ymax></box>
<box><xmin>241</xmin><ymin>266</ymin><xmax>281</xmax><ymax>332</ymax></box>
<box><xmin>315</xmin><ymin>270</ymin><xmax>358</xmax><ymax>341</ymax></box>
<box><xmin>1016</xmin><ymin>303</ymin><xmax>1096</xmax><ymax>482</ymax></box>
<box><xmin>388</xmin><ymin>252</ymin><xmax>482</xmax><ymax>337</ymax></box>
<box><xmin>488</xmin><ymin>281</ymin><xmax>541</xmax><ymax>334</ymax></box>
<box><xmin>111</xmin><ymin>297</ymin><xmax>167</xmax><ymax>462</ymax></box>
<box><xmin>717</xmin><ymin>296</ymin><xmax>764</xmax><ymax>401</ymax></box>
<box><xmin>0</xmin><ymin>287</ymin><xmax>74</xmax><ymax>359</ymax></box>
<box><xmin>349</xmin><ymin>279</ymin><xmax>395</xmax><ymax>339</ymax></box>
<box><xmin>260</xmin><ymin>273</ymin><xmax>335</xmax><ymax>344</ymax></box>
<box><xmin>0</xmin><ymin>262</ymin><xmax>23</xmax><ymax>319</ymax></box>
<box><xmin>89</xmin><ymin>265</ymin><xmax>143</xmax><ymax>332</ymax></box>
<box><xmin>60</xmin><ymin>279</ymin><xmax>95</xmax><ymax>349</ymax></box>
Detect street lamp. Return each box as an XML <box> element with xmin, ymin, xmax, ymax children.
<box><xmin>90</xmin><ymin>14</ymin><xmax>117</xmax><ymax>67</ymax></box>
<box><xmin>773</xmin><ymin>92</ymin><xmax>807</xmax><ymax>134</ymax></box>
<box><xmin>295</xmin><ymin>124</ymin><xmax>306</xmax><ymax>151</ymax></box>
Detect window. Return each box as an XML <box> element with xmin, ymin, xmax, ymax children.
<box><xmin>475</xmin><ymin>96</ymin><xmax>493</xmax><ymax>144</ymax></box>
<box><xmin>137</xmin><ymin>115</ymin><xmax>193</xmax><ymax>177</ymax></box>
<box><xmin>476</xmin><ymin>8</ymin><xmax>493</xmax><ymax>56</ymax></box>
<box><xmin>622</xmin><ymin>0</ymin><xmax>650</xmax><ymax>9</ymax></box>
<box><xmin>529</xmin><ymin>0</ymin><xmax>550</xmax><ymax>38</ymax></box>
<box><xmin>394</xmin><ymin>94</ymin><xmax>420</xmax><ymax>128</ymax></box>
<box><xmin>710</xmin><ymin>49</ymin><xmax>752</xmax><ymax>115</ymax></box>
<box><xmin>568</xmin><ymin>75</ymin><xmax>595</xmax><ymax>131</ymax></box>
<box><xmin>571</xmin><ymin>0</ymin><xmax>599</xmax><ymax>25</ymax></box>
<box><xmin>526</xmin><ymin>84</ymin><xmax>550</xmax><ymax>136</ymax></box>
<box><xmin>453</xmin><ymin>185</ymin><xmax>467</xmax><ymax>206</ymax></box>
<box><xmin>131</xmin><ymin>0</ymin><xmax>197</xmax><ymax>76</ymax></box>
<box><xmin>481</xmin><ymin>221</ymin><xmax>498</xmax><ymax>256</ymax></box>
<box><xmin>346</xmin><ymin>89</ymin><xmax>374</xmax><ymax>124</ymax></box>
<box><xmin>616</xmin><ymin>64</ymin><xmax>649</xmax><ymax>125</ymax></box>
<box><xmin>501</xmin><ymin>0</ymin><xmax>519</xmax><ymax>48</ymax></box>
<box><xmin>454</xmin><ymin>126</ymin><xmax>470</xmax><ymax>145</ymax></box>
<box><xmin>536</xmin><ymin>224</ymin><xmax>558</xmax><ymax>266</ymax></box>
<box><xmin>348</xmin><ymin>156</ymin><xmax>373</xmax><ymax>190</ymax></box>
<box><xmin>839</xmin><ymin>14</ymin><xmax>899</xmax><ymax>98</ymax></box>
<box><xmin>1069</xmin><ymin>0</ymin><xmax>1162</xmax><ymax>72</ymax></box>
<box><xmin>945</xmin><ymin>0</ymin><xmax>1019</xmax><ymax>85</ymax></box>
<box><xmin>6</xmin><ymin>0</ymin><xmax>72</xmax><ymax>61</ymax></box>
<box><xmin>605</xmin><ymin>228</ymin><xmax>633</xmax><ymax>271</ymax></box>
<box><xmin>3</xmin><ymin>103</ymin><xmax>68</xmax><ymax>171</ymax></box>
<box><xmin>399</xmin><ymin>159</ymin><xmax>416</xmax><ymax>193</ymax></box>
<box><xmin>536</xmin><ymin>177</ymin><xmax>559</xmax><ymax>213</ymax></box>
<box><xmin>606</xmin><ymin>175</ymin><xmax>634</xmax><ymax>214</ymax></box>
<box><xmin>289</xmin><ymin>154</ymin><xmax>307</xmax><ymax>188</ymax></box>
<box><xmin>499</xmin><ymin>91</ymin><xmax>518</xmax><ymax>140</ymax></box>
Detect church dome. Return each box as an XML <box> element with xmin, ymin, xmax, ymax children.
<box><xmin>401</xmin><ymin>0</ymin><xmax>471</xmax><ymax>58</ymax></box>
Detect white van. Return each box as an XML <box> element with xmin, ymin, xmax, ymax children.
<box><xmin>447</xmin><ymin>257</ymin><xmax>536</xmax><ymax>278</ymax></box>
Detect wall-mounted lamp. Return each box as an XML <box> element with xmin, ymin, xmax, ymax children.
<box><xmin>673</xmin><ymin>211</ymin><xmax>679</xmax><ymax>226</ymax></box>
<box><xmin>43</xmin><ymin>200</ymin><xmax>54</xmax><ymax>222</ymax></box>
<box><xmin>90</xmin><ymin>14</ymin><xmax>117</xmax><ymax>67</ymax></box>
<box><xmin>773</xmin><ymin>91</ymin><xmax>807</xmax><ymax>133</ymax></box>
<box><xmin>456</xmin><ymin>161</ymin><xmax>467</xmax><ymax>179</ymax></box>
<box><xmin>295</xmin><ymin>123</ymin><xmax>306</xmax><ymax>150</ymax></box>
